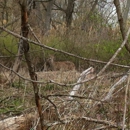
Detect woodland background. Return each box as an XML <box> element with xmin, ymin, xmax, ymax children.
<box><xmin>0</xmin><ymin>0</ymin><xmax>130</xmax><ymax>130</ymax></box>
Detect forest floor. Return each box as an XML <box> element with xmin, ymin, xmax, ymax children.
<box><xmin>0</xmin><ymin>69</ymin><xmax>129</xmax><ymax>130</ymax></box>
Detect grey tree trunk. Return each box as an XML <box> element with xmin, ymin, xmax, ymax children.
<box><xmin>114</xmin><ymin>0</ymin><xmax>130</xmax><ymax>53</ymax></box>
<box><xmin>65</xmin><ymin>0</ymin><xmax>75</xmax><ymax>28</ymax></box>
<box><xmin>44</xmin><ymin>0</ymin><xmax>54</xmax><ymax>35</ymax></box>
<box><xmin>7</xmin><ymin>40</ymin><xmax>24</xmax><ymax>84</ymax></box>
<box><xmin>36</xmin><ymin>0</ymin><xmax>43</xmax><ymax>34</ymax></box>
<box><xmin>123</xmin><ymin>0</ymin><xmax>130</xmax><ymax>28</ymax></box>
<box><xmin>81</xmin><ymin>0</ymin><xmax>98</xmax><ymax>30</ymax></box>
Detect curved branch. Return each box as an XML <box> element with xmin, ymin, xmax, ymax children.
<box><xmin>0</xmin><ymin>26</ymin><xmax>130</xmax><ymax>69</ymax></box>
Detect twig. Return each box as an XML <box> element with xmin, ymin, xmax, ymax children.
<box><xmin>122</xmin><ymin>72</ymin><xmax>130</xmax><ymax>130</ymax></box>
<box><xmin>33</xmin><ymin>117</ymin><xmax>40</xmax><ymax>130</ymax></box>
<box><xmin>46</xmin><ymin>94</ymin><xmax>103</xmax><ymax>102</ymax></box>
<box><xmin>0</xmin><ymin>17</ymin><xmax>20</xmax><ymax>34</ymax></box>
<box><xmin>28</xmin><ymin>24</ymin><xmax>41</xmax><ymax>43</ymax></box>
<box><xmin>33</xmin><ymin>118</ymin><xmax>40</xmax><ymax>130</ymax></box>
<box><xmin>0</xmin><ymin>96</ymin><xmax>19</xmax><ymax>104</ymax></box>
<box><xmin>43</xmin><ymin>96</ymin><xmax>63</xmax><ymax>123</ymax></box>
<box><xmin>102</xmin><ymin>73</ymin><xmax>128</xmax><ymax>101</ymax></box>
<box><xmin>69</xmin><ymin>67</ymin><xmax>94</xmax><ymax>99</ymax></box>
<box><xmin>22</xmin><ymin>80</ymin><xmax>27</xmax><ymax>103</ymax></box>
<box><xmin>46</xmin><ymin>116</ymin><xmax>122</xmax><ymax>129</ymax></box>
<box><xmin>93</xmin><ymin>125</ymin><xmax>112</xmax><ymax>130</ymax></box>
<box><xmin>97</xmin><ymin>27</ymin><xmax>130</xmax><ymax>76</ymax></box>
<box><xmin>28</xmin><ymin>24</ymin><xmax>46</xmax><ymax>70</ymax></box>
<box><xmin>0</xmin><ymin>62</ymin><xmax>45</xmax><ymax>84</ymax></box>
<box><xmin>0</xmin><ymin>62</ymin><xmax>95</xmax><ymax>86</ymax></box>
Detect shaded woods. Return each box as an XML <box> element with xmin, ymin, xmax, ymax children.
<box><xmin>1</xmin><ymin>0</ymin><xmax>130</xmax><ymax>130</ymax></box>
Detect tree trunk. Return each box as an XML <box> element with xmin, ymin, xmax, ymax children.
<box><xmin>8</xmin><ymin>41</ymin><xmax>24</xmax><ymax>84</ymax></box>
<box><xmin>19</xmin><ymin>0</ymin><xmax>44</xmax><ymax>129</ymax></box>
<box><xmin>36</xmin><ymin>0</ymin><xmax>44</xmax><ymax>34</ymax></box>
<box><xmin>43</xmin><ymin>0</ymin><xmax>54</xmax><ymax>35</ymax></box>
<box><xmin>65</xmin><ymin>0</ymin><xmax>75</xmax><ymax>28</ymax></box>
<box><xmin>114</xmin><ymin>0</ymin><xmax>130</xmax><ymax>53</ymax></box>
<box><xmin>123</xmin><ymin>0</ymin><xmax>130</xmax><ymax>28</ymax></box>
<box><xmin>81</xmin><ymin>0</ymin><xmax>98</xmax><ymax>30</ymax></box>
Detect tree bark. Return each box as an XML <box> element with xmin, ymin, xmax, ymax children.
<box><xmin>43</xmin><ymin>0</ymin><xmax>54</xmax><ymax>35</ymax></box>
<box><xmin>19</xmin><ymin>0</ymin><xmax>44</xmax><ymax>129</ymax></box>
<box><xmin>36</xmin><ymin>0</ymin><xmax>43</xmax><ymax>33</ymax></box>
<box><xmin>81</xmin><ymin>0</ymin><xmax>98</xmax><ymax>30</ymax></box>
<box><xmin>65</xmin><ymin>0</ymin><xmax>75</xmax><ymax>28</ymax></box>
<box><xmin>114</xmin><ymin>0</ymin><xmax>130</xmax><ymax>53</ymax></box>
<box><xmin>123</xmin><ymin>0</ymin><xmax>130</xmax><ymax>28</ymax></box>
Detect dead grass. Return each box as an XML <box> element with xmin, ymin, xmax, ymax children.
<box><xmin>0</xmin><ymin>70</ymin><xmax>129</xmax><ymax>130</ymax></box>
<box><xmin>36</xmin><ymin>70</ymin><xmax>79</xmax><ymax>83</ymax></box>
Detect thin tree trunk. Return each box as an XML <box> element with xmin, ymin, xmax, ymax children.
<box><xmin>43</xmin><ymin>0</ymin><xmax>54</xmax><ymax>35</ymax></box>
<box><xmin>123</xmin><ymin>0</ymin><xmax>130</xmax><ymax>28</ymax></box>
<box><xmin>8</xmin><ymin>41</ymin><xmax>23</xmax><ymax>84</ymax></box>
<box><xmin>36</xmin><ymin>0</ymin><xmax>44</xmax><ymax>34</ymax></box>
<box><xmin>114</xmin><ymin>0</ymin><xmax>130</xmax><ymax>53</ymax></box>
<box><xmin>19</xmin><ymin>0</ymin><xmax>44</xmax><ymax>129</ymax></box>
<box><xmin>65</xmin><ymin>0</ymin><xmax>75</xmax><ymax>28</ymax></box>
<box><xmin>81</xmin><ymin>0</ymin><xmax>98</xmax><ymax>30</ymax></box>
<box><xmin>4</xmin><ymin>0</ymin><xmax>23</xmax><ymax>85</ymax></box>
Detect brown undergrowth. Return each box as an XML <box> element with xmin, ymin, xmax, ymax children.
<box><xmin>0</xmin><ymin>70</ymin><xmax>129</xmax><ymax>130</ymax></box>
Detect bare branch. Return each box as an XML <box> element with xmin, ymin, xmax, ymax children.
<box><xmin>102</xmin><ymin>74</ymin><xmax>128</xmax><ymax>101</ymax></box>
<box><xmin>0</xmin><ymin>26</ymin><xmax>130</xmax><ymax>69</ymax></box>
<box><xmin>122</xmin><ymin>72</ymin><xmax>130</xmax><ymax>130</ymax></box>
<box><xmin>0</xmin><ymin>62</ymin><xmax>95</xmax><ymax>86</ymax></box>
<box><xmin>69</xmin><ymin>67</ymin><xmax>94</xmax><ymax>99</ymax></box>
<box><xmin>46</xmin><ymin>116</ymin><xmax>122</xmax><ymax>129</ymax></box>
<box><xmin>97</xmin><ymin>27</ymin><xmax>130</xmax><ymax>76</ymax></box>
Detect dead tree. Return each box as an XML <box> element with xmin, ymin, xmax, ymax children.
<box><xmin>19</xmin><ymin>0</ymin><xmax>44</xmax><ymax>129</ymax></box>
<box><xmin>114</xmin><ymin>0</ymin><xmax>130</xmax><ymax>53</ymax></box>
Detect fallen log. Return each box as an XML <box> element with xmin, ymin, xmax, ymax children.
<box><xmin>0</xmin><ymin>114</ymin><xmax>39</xmax><ymax>130</ymax></box>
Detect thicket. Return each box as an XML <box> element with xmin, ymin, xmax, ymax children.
<box><xmin>1</xmin><ymin>1</ymin><xmax>130</xmax><ymax>129</ymax></box>
<box><xmin>0</xmin><ymin>27</ymin><xmax>130</xmax><ymax>72</ymax></box>
<box><xmin>1</xmin><ymin>5</ymin><xmax>129</xmax><ymax>72</ymax></box>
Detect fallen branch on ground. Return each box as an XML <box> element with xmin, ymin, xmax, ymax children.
<box><xmin>46</xmin><ymin>116</ymin><xmax>123</xmax><ymax>129</ymax></box>
<box><xmin>69</xmin><ymin>67</ymin><xmax>94</xmax><ymax>99</ymax></box>
<box><xmin>102</xmin><ymin>71</ymin><xmax>129</xmax><ymax>101</ymax></box>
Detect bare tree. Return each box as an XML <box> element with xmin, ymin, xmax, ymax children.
<box><xmin>44</xmin><ymin>0</ymin><xmax>55</xmax><ymax>34</ymax></box>
<box><xmin>65</xmin><ymin>0</ymin><xmax>75</xmax><ymax>28</ymax></box>
<box><xmin>114</xmin><ymin>0</ymin><xmax>130</xmax><ymax>53</ymax></box>
<box><xmin>53</xmin><ymin>0</ymin><xmax>75</xmax><ymax>28</ymax></box>
<box><xmin>81</xmin><ymin>0</ymin><xmax>98</xmax><ymax>30</ymax></box>
<box><xmin>19</xmin><ymin>0</ymin><xmax>44</xmax><ymax>129</ymax></box>
<box><xmin>35</xmin><ymin>0</ymin><xmax>44</xmax><ymax>32</ymax></box>
<box><xmin>123</xmin><ymin>0</ymin><xmax>130</xmax><ymax>28</ymax></box>
<box><xmin>4</xmin><ymin>0</ymin><xmax>44</xmax><ymax>129</ymax></box>
<box><xmin>0</xmin><ymin>0</ymin><xmax>13</xmax><ymax>25</ymax></box>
